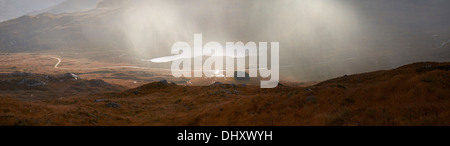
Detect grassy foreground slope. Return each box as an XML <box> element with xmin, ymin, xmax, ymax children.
<box><xmin>1</xmin><ymin>62</ymin><xmax>449</xmax><ymax>126</ymax></box>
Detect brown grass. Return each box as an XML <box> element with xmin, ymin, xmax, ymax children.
<box><xmin>1</xmin><ymin>62</ymin><xmax>449</xmax><ymax>126</ymax></box>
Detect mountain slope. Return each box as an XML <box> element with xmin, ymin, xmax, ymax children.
<box><xmin>0</xmin><ymin>72</ymin><xmax>125</xmax><ymax>100</ymax></box>
<box><xmin>0</xmin><ymin>2</ymin><xmax>128</xmax><ymax>52</ymax></box>
<box><xmin>29</xmin><ymin>0</ymin><xmax>102</xmax><ymax>15</ymax></box>
<box><xmin>1</xmin><ymin>62</ymin><xmax>449</xmax><ymax>126</ymax></box>
<box><xmin>0</xmin><ymin>0</ymin><xmax>66</xmax><ymax>22</ymax></box>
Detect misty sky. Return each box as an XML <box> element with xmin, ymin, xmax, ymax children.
<box><xmin>114</xmin><ymin>0</ymin><xmax>450</xmax><ymax>81</ymax></box>
<box><xmin>1</xmin><ymin>0</ymin><xmax>449</xmax><ymax>81</ymax></box>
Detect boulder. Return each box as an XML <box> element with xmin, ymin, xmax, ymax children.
<box><xmin>28</xmin><ymin>80</ymin><xmax>46</xmax><ymax>87</ymax></box>
<box><xmin>234</xmin><ymin>71</ymin><xmax>250</xmax><ymax>81</ymax></box>
<box><xmin>63</xmin><ymin>73</ymin><xmax>81</xmax><ymax>80</ymax></box>
<box><xmin>220</xmin><ymin>89</ymin><xmax>232</xmax><ymax>94</ymax></box>
<box><xmin>305</xmin><ymin>96</ymin><xmax>317</xmax><ymax>103</ymax></box>
<box><xmin>160</xmin><ymin>80</ymin><xmax>169</xmax><ymax>85</ymax></box>
<box><xmin>212</xmin><ymin>82</ymin><xmax>223</xmax><ymax>85</ymax></box>
<box><xmin>105</xmin><ymin>102</ymin><xmax>121</xmax><ymax>108</ymax></box>
<box><xmin>12</xmin><ymin>72</ymin><xmax>34</xmax><ymax>77</ymax></box>
<box><xmin>95</xmin><ymin>99</ymin><xmax>110</xmax><ymax>103</ymax></box>
<box><xmin>17</xmin><ymin>78</ymin><xmax>46</xmax><ymax>87</ymax></box>
<box><xmin>90</xmin><ymin>79</ymin><xmax>111</xmax><ymax>87</ymax></box>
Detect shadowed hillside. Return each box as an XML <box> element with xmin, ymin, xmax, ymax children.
<box><xmin>1</xmin><ymin>62</ymin><xmax>448</xmax><ymax>126</ymax></box>
<box><xmin>0</xmin><ymin>72</ymin><xmax>125</xmax><ymax>100</ymax></box>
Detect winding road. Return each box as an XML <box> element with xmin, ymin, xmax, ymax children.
<box><xmin>51</xmin><ymin>57</ymin><xmax>171</xmax><ymax>71</ymax></box>
<box><xmin>54</xmin><ymin>58</ymin><xmax>61</xmax><ymax>68</ymax></box>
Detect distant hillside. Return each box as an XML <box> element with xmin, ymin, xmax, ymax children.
<box><xmin>0</xmin><ymin>2</ymin><xmax>128</xmax><ymax>52</ymax></box>
<box><xmin>29</xmin><ymin>0</ymin><xmax>102</xmax><ymax>15</ymax></box>
<box><xmin>0</xmin><ymin>0</ymin><xmax>66</xmax><ymax>22</ymax></box>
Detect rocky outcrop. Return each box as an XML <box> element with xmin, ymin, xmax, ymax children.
<box><xmin>17</xmin><ymin>78</ymin><xmax>46</xmax><ymax>87</ymax></box>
